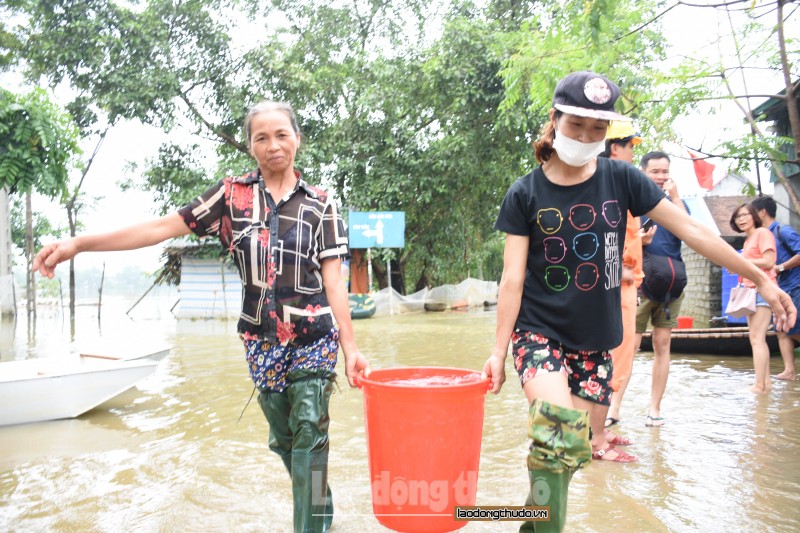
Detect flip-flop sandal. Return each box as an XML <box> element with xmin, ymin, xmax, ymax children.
<box><xmin>604</xmin><ymin>431</ymin><xmax>633</xmax><ymax>446</ymax></box>
<box><xmin>645</xmin><ymin>415</ymin><xmax>665</xmax><ymax>427</ymax></box>
<box><xmin>592</xmin><ymin>445</ymin><xmax>637</xmax><ymax>463</ymax></box>
<box><xmin>605</xmin><ymin>417</ymin><xmax>620</xmax><ymax>428</ymax></box>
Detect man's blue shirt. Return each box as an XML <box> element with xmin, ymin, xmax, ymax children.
<box><xmin>768</xmin><ymin>220</ymin><xmax>800</xmax><ymax>291</ymax></box>
<box><xmin>641</xmin><ymin>198</ymin><xmax>689</xmax><ymax>261</ymax></box>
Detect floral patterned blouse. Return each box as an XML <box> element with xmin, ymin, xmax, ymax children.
<box><xmin>178</xmin><ymin>169</ymin><xmax>349</xmax><ymax>346</ymax></box>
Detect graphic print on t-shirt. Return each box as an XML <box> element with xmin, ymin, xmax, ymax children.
<box><xmin>573</xmin><ymin>232</ymin><xmax>599</xmax><ymax>260</ymax></box>
<box><xmin>537</xmin><ymin>208</ymin><xmax>564</xmax><ymax>234</ymax></box>
<box><xmin>536</xmin><ymin>203</ymin><xmax>621</xmax><ymax>295</ymax></box>
<box><xmin>575</xmin><ymin>262</ymin><xmax>600</xmax><ymax>291</ymax></box>
<box><xmin>543</xmin><ymin>236</ymin><xmax>568</xmax><ymax>263</ymax></box>
<box><xmin>603</xmin><ymin>232</ymin><xmax>620</xmax><ymax>289</ymax></box>
<box><xmin>569</xmin><ymin>204</ymin><xmax>596</xmax><ymax>230</ymax></box>
<box><xmin>544</xmin><ymin>265</ymin><xmax>570</xmax><ymax>292</ymax></box>
<box><xmin>601</xmin><ymin>200</ymin><xmax>622</xmax><ymax>228</ymax></box>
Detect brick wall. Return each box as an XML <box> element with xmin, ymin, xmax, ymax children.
<box><xmin>679</xmin><ymin>244</ymin><xmax>722</xmax><ymax>328</ymax></box>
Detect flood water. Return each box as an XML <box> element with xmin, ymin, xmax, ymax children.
<box><xmin>1</xmin><ymin>300</ymin><xmax>800</xmax><ymax>532</ymax></box>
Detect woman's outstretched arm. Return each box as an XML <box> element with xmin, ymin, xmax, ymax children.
<box><xmin>32</xmin><ymin>212</ymin><xmax>191</xmax><ymax>278</ymax></box>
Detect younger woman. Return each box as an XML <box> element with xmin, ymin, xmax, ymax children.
<box><xmin>483</xmin><ymin>71</ymin><xmax>795</xmax><ymax>532</ymax></box>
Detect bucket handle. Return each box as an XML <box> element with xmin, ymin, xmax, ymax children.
<box><xmin>354</xmin><ymin>373</ymin><xmax>366</xmax><ymax>389</ymax></box>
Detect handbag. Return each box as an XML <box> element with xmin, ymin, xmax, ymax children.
<box><xmin>725</xmin><ymin>283</ymin><xmax>757</xmax><ymax>318</ymax></box>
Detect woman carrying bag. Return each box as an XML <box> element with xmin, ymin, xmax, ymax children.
<box><xmin>730</xmin><ymin>203</ymin><xmax>778</xmax><ymax>393</ymax></box>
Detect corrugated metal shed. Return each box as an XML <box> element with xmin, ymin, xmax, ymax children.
<box><xmin>176</xmin><ymin>258</ymin><xmax>241</xmax><ymax>319</ymax></box>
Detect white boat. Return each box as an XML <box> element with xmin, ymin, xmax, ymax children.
<box><xmin>0</xmin><ymin>354</ymin><xmax>160</xmax><ymax>427</ymax></box>
<box><xmin>78</xmin><ymin>344</ymin><xmax>171</xmax><ymax>362</ymax></box>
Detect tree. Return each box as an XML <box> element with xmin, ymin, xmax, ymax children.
<box><xmin>633</xmin><ymin>1</ymin><xmax>798</xmax><ymax>208</ymax></box>
<box><xmin>241</xmin><ymin>0</ymin><xmax>542</xmax><ymax>289</ymax></box>
<box><xmin>9</xmin><ymin>195</ymin><xmax>66</xmax><ymax>252</ymax></box>
<box><xmin>0</xmin><ymin>2</ymin><xmax>23</xmax><ymax>71</ymax></box>
<box><xmin>498</xmin><ymin>1</ymin><xmax>665</xmax><ymax>126</ymax></box>
<box><xmin>7</xmin><ymin>0</ymin><xmax>682</xmax><ymax>295</ymax></box>
<box><xmin>0</xmin><ymin>87</ymin><xmax>79</xmax><ymax>195</ymax></box>
<box><xmin>11</xmin><ymin>0</ymin><xmax>243</xmax><ymax>318</ymax></box>
<box><xmin>121</xmin><ymin>143</ymin><xmax>216</xmax><ymax>216</ymax></box>
<box><xmin>0</xmin><ymin>87</ymin><xmax>80</xmax><ymax>317</ymax></box>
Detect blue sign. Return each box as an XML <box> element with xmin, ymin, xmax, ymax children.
<box><xmin>348</xmin><ymin>211</ymin><xmax>405</xmax><ymax>248</ymax></box>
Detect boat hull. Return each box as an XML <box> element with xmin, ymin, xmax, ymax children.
<box><xmin>0</xmin><ymin>357</ymin><xmax>159</xmax><ymax>427</ymax></box>
<box><xmin>639</xmin><ymin>327</ymin><xmax>779</xmax><ymax>356</ymax></box>
<box><xmin>79</xmin><ymin>345</ymin><xmax>171</xmax><ymax>362</ymax></box>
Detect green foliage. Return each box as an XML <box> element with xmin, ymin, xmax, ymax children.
<box><xmin>7</xmin><ymin>0</ymin><xmax>687</xmax><ymax>292</ymax></box>
<box><xmin>20</xmin><ymin>0</ymin><xmax>229</xmax><ymax>128</ymax></box>
<box><xmin>9</xmin><ymin>196</ymin><xmax>68</xmax><ymax>252</ymax></box>
<box><xmin>498</xmin><ymin>1</ymin><xmax>665</xmax><ymax>127</ymax></box>
<box><xmin>717</xmin><ymin>134</ymin><xmax>795</xmax><ymax>176</ymax></box>
<box><xmin>121</xmin><ymin>143</ymin><xmax>217</xmax><ymax>216</ymax></box>
<box><xmin>36</xmin><ymin>276</ymin><xmax>62</xmax><ymax>299</ymax></box>
<box><xmin>0</xmin><ymin>87</ymin><xmax>81</xmax><ymax>196</ymax></box>
<box><xmin>0</xmin><ymin>10</ymin><xmax>23</xmax><ymax>70</ymax></box>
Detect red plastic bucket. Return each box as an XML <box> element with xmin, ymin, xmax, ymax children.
<box><xmin>676</xmin><ymin>316</ymin><xmax>693</xmax><ymax>329</ymax></box>
<box><xmin>359</xmin><ymin>367</ymin><xmax>489</xmax><ymax>533</ymax></box>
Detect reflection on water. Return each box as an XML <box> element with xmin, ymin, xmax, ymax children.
<box><xmin>1</xmin><ymin>302</ymin><xmax>800</xmax><ymax>532</ymax></box>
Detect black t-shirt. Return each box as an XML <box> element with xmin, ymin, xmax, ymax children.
<box><xmin>495</xmin><ymin>158</ymin><xmax>664</xmax><ymax>351</ymax></box>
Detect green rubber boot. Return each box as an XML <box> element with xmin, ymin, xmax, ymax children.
<box><xmin>259</xmin><ymin>389</ymin><xmax>294</xmax><ymax>474</ymax></box>
<box><xmin>258</xmin><ymin>375</ymin><xmax>335</xmax><ymax>532</ymax></box>
<box><xmin>519</xmin><ymin>399</ymin><xmax>591</xmax><ymax>533</ymax></box>
<box><xmin>291</xmin><ymin>450</ymin><xmax>333</xmax><ymax>533</ymax></box>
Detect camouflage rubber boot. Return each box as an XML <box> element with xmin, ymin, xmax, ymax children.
<box><xmin>519</xmin><ymin>399</ymin><xmax>592</xmax><ymax>533</ymax></box>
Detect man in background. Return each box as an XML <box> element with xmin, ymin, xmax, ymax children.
<box><xmin>635</xmin><ymin>152</ymin><xmax>688</xmax><ymax>427</ymax></box>
<box><xmin>752</xmin><ymin>195</ymin><xmax>800</xmax><ymax>380</ymax></box>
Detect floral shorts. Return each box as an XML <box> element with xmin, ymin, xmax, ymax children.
<box><xmin>512</xmin><ymin>330</ymin><xmax>613</xmax><ymax>405</ymax></box>
<box><xmin>243</xmin><ymin>328</ymin><xmax>339</xmax><ymax>393</ymax></box>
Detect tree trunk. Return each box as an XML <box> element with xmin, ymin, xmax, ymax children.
<box><xmin>97</xmin><ymin>262</ymin><xmax>105</xmax><ymax>328</ymax></box>
<box><xmin>778</xmin><ymin>0</ymin><xmax>800</xmax><ymax>159</ymax></box>
<box><xmin>414</xmin><ymin>270</ymin><xmax>431</xmax><ymax>293</ymax></box>
<box><xmin>67</xmin><ymin>203</ymin><xmax>77</xmax><ymax>332</ymax></box>
<box><xmin>25</xmin><ymin>191</ymin><xmax>35</xmax><ymax>320</ymax></box>
<box><xmin>371</xmin><ymin>257</ymin><xmax>406</xmax><ymax>294</ymax></box>
<box><xmin>388</xmin><ymin>258</ymin><xmax>405</xmax><ymax>294</ymax></box>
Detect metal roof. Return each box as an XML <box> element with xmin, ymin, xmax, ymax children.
<box><xmin>752</xmin><ymin>80</ymin><xmax>800</xmax><ymax>122</ymax></box>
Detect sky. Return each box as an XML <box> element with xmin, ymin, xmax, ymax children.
<box><xmin>9</xmin><ymin>1</ymin><xmax>798</xmax><ymax>275</ymax></box>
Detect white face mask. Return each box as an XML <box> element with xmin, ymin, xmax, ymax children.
<box><xmin>552</xmin><ymin>128</ymin><xmax>605</xmax><ymax>167</ymax></box>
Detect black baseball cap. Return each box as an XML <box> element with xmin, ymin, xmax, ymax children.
<box><xmin>552</xmin><ymin>71</ymin><xmax>630</xmax><ymax>121</ymax></box>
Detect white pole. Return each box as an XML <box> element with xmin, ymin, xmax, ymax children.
<box><xmin>367</xmin><ymin>248</ymin><xmax>373</xmax><ymax>293</ymax></box>
<box><xmin>387</xmin><ymin>256</ymin><xmax>393</xmax><ymax>315</ymax></box>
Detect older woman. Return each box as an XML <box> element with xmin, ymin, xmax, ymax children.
<box><xmin>33</xmin><ymin>101</ymin><xmax>369</xmax><ymax>533</ymax></box>
<box><xmin>730</xmin><ymin>203</ymin><xmax>778</xmax><ymax>393</ymax></box>
<box><xmin>484</xmin><ymin>70</ymin><xmax>795</xmax><ymax>532</ymax></box>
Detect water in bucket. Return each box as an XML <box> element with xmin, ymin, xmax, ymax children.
<box><xmin>359</xmin><ymin>367</ymin><xmax>489</xmax><ymax>533</ymax></box>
